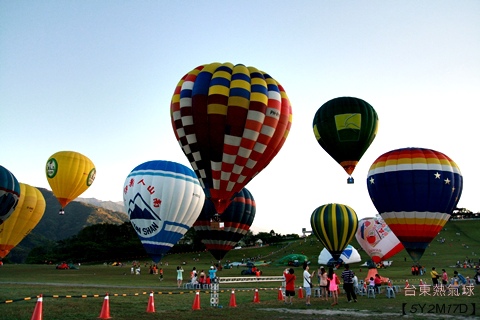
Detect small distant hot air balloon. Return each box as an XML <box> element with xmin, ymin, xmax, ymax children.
<box><xmin>0</xmin><ymin>165</ymin><xmax>21</xmax><ymax>225</ymax></box>
<box><xmin>123</xmin><ymin>160</ymin><xmax>205</xmax><ymax>263</ymax></box>
<box><xmin>45</xmin><ymin>151</ymin><xmax>96</xmax><ymax>214</ymax></box>
<box><xmin>170</xmin><ymin>62</ymin><xmax>292</xmax><ymax>216</ymax></box>
<box><xmin>313</xmin><ymin>97</ymin><xmax>378</xmax><ymax>183</ymax></box>
<box><xmin>0</xmin><ymin>183</ymin><xmax>46</xmax><ymax>259</ymax></box>
<box><xmin>193</xmin><ymin>188</ymin><xmax>255</xmax><ymax>261</ymax></box>
<box><xmin>310</xmin><ymin>203</ymin><xmax>358</xmax><ymax>262</ymax></box>
<box><xmin>367</xmin><ymin>147</ymin><xmax>463</xmax><ymax>262</ymax></box>
<box><xmin>355</xmin><ymin>216</ymin><xmax>404</xmax><ymax>264</ymax></box>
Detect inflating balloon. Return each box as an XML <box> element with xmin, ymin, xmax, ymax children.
<box><xmin>0</xmin><ymin>165</ymin><xmax>21</xmax><ymax>224</ymax></box>
<box><xmin>123</xmin><ymin>160</ymin><xmax>205</xmax><ymax>263</ymax></box>
<box><xmin>193</xmin><ymin>188</ymin><xmax>255</xmax><ymax>261</ymax></box>
<box><xmin>356</xmin><ymin>216</ymin><xmax>404</xmax><ymax>264</ymax></box>
<box><xmin>318</xmin><ymin>244</ymin><xmax>361</xmax><ymax>266</ymax></box>
<box><xmin>367</xmin><ymin>147</ymin><xmax>463</xmax><ymax>262</ymax></box>
<box><xmin>171</xmin><ymin>62</ymin><xmax>292</xmax><ymax>215</ymax></box>
<box><xmin>313</xmin><ymin>97</ymin><xmax>378</xmax><ymax>183</ymax></box>
<box><xmin>0</xmin><ymin>183</ymin><xmax>46</xmax><ymax>259</ymax></box>
<box><xmin>45</xmin><ymin>151</ymin><xmax>96</xmax><ymax>214</ymax></box>
<box><xmin>310</xmin><ymin>203</ymin><xmax>358</xmax><ymax>262</ymax></box>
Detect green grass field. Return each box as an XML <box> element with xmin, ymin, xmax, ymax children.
<box><xmin>0</xmin><ymin>219</ymin><xmax>479</xmax><ymax>319</ymax></box>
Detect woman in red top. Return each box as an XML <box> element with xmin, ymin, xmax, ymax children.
<box><xmin>284</xmin><ymin>268</ymin><xmax>296</xmax><ymax>304</ymax></box>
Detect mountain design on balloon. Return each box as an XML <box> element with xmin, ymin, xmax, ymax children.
<box><xmin>126</xmin><ymin>193</ymin><xmax>161</xmax><ymax>222</ymax></box>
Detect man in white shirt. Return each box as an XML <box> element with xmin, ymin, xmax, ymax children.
<box><xmin>303</xmin><ymin>263</ymin><xmax>315</xmax><ymax>306</ymax></box>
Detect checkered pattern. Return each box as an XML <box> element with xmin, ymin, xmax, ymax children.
<box><xmin>171</xmin><ymin>63</ymin><xmax>292</xmax><ymax>214</ymax></box>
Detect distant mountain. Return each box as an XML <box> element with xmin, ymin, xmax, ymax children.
<box><xmin>76</xmin><ymin>197</ymin><xmax>126</xmax><ymax>213</ymax></box>
<box><xmin>7</xmin><ymin>188</ymin><xmax>129</xmax><ymax>263</ymax></box>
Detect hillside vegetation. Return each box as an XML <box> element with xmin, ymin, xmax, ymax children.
<box><xmin>7</xmin><ymin>188</ymin><xmax>128</xmax><ymax>263</ymax></box>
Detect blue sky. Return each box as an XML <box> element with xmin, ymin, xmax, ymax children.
<box><xmin>1</xmin><ymin>1</ymin><xmax>479</xmax><ymax>235</ymax></box>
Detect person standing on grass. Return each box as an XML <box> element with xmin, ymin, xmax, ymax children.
<box><xmin>341</xmin><ymin>264</ymin><xmax>357</xmax><ymax>302</ymax></box>
<box><xmin>283</xmin><ymin>268</ymin><xmax>296</xmax><ymax>304</ymax></box>
<box><xmin>176</xmin><ymin>266</ymin><xmax>184</xmax><ymax>288</ymax></box>
<box><xmin>441</xmin><ymin>269</ymin><xmax>449</xmax><ymax>285</ymax></box>
<box><xmin>303</xmin><ymin>263</ymin><xmax>315</xmax><ymax>306</ymax></box>
<box><xmin>431</xmin><ymin>267</ymin><xmax>440</xmax><ymax>286</ymax></box>
<box><xmin>319</xmin><ymin>266</ymin><xmax>329</xmax><ymax>301</ymax></box>
<box><xmin>328</xmin><ymin>267</ymin><xmax>339</xmax><ymax>306</ymax></box>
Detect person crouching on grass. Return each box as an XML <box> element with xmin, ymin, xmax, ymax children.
<box><xmin>283</xmin><ymin>268</ymin><xmax>296</xmax><ymax>304</ymax></box>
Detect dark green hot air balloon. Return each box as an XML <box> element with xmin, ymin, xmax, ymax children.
<box><xmin>312</xmin><ymin>97</ymin><xmax>378</xmax><ymax>183</ymax></box>
<box><xmin>310</xmin><ymin>203</ymin><xmax>358</xmax><ymax>262</ymax></box>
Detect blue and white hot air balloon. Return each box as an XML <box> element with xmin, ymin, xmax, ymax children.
<box><xmin>123</xmin><ymin>160</ymin><xmax>205</xmax><ymax>263</ymax></box>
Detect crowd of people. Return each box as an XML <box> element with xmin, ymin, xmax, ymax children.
<box><xmin>282</xmin><ymin>262</ymin><xmax>359</xmax><ymax>307</ymax></box>
<box><xmin>429</xmin><ymin>266</ymin><xmax>480</xmax><ymax>286</ymax></box>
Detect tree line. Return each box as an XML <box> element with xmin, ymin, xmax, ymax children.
<box><xmin>25</xmin><ymin>222</ymin><xmax>300</xmax><ymax>264</ymax></box>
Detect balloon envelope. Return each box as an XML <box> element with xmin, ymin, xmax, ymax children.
<box><xmin>367</xmin><ymin>147</ymin><xmax>463</xmax><ymax>262</ymax></box>
<box><xmin>0</xmin><ymin>183</ymin><xmax>46</xmax><ymax>258</ymax></box>
<box><xmin>310</xmin><ymin>203</ymin><xmax>358</xmax><ymax>262</ymax></box>
<box><xmin>313</xmin><ymin>97</ymin><xmax>378</xmax><ymax>178</ymax></box>
<box><xmin>193</xmin><ymin>188</ymin><xmax>255</xmax><ymax>261</ymax></box>
<box><xmin>123</xmin><ymin>160</ymin><xmax>205</xmax><ymax>263</ymax></box>
<box><xmin>45</xmin><ymin>151</ymin><xmax>96</xmax><ymax>211</ymax></box>
<box><xmin>355</xmin><ymin>216</ymin><xmax>404</xmax><ymax>263</ymax></box>
<box><xmin>318</xmin><ymin>244</ymin><xmax>361</xmax><ymax>266</ymax></box>
<box><xmin>171</xmin><ymin>62</ymin><xmax>292</xmax><ymax>214</ymax></box>
<box><xmin>0</xmin><ymin>165</ymin><xmax>21</xmax><ymax>224</ymax></box>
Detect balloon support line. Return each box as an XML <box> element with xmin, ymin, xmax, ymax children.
<box><xmin>1</xmin><ymin>288</ymin><xmax>280</xmax><ymax>304</ymax></box>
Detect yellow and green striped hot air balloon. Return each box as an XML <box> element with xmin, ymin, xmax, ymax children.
<box><xmin>45</xmin><ymin>151</ymin><xmax>96</xmax><ymax>214</ymax></box>
<box><xmin>310</xmin><ymin>203</ymin><xmax>358</xmax><ymax>262</ymax></box>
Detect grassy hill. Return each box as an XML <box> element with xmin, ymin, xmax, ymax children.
<box><xmin>160</xmin><ymin>218</ymin><xmax>480</xmax><ymax>284</ymax></box>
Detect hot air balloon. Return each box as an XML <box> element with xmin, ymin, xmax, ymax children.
<box><xmin>0</xmin><ymin>183</ymin><xmax>46</xmax><ymax>259</ymax></box>
<box><xmin>0</xmin><ymin>165</ymin><xmax>21</xmax><ymax>224</ymax></box>
<box><xmin>318</xmin><ymin>244</ymin><xmax>361</xmax><ymax>266</ymax></box>
<box><xmin>310</xmin><ymin>203</ymin><xmax>358</xmax><ymax>262</ymax></box>
<box><xmin>193</xmin><ymin>188</ymin><xmax>255</xmax><ymax>261</ymax></box>
<box><xmin>45</xmin><ymin>151</ymin><xmax>96</xmax><ymax>214</ymax></box>
<box><xmin>355</xmin><ymin>216</ymin><xmax>404</xmax><ymax>264</ymax></box>
<box><xmin>170</xmin><ymin>62</ymin><xmax>292</xmax><ymax>216</ymax></box>
<box><xmin>312</xmin><ymin>97</ymin><xmax>378</xmax><ymax>183</ymax></box>
<box><xmin>367</xmin><ymin>147</ymin><xmax>463</xmax><ymax>262</ymax></box>
<box><xmin>123</xmin><ymin>160</ymin><xmax>205</xmax><ymax>263</ymax></box>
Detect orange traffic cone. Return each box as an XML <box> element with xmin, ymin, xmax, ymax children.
<box><xmin>98</xmin><ymin>293</ymin><xmax>111</xmax><ymax>319</ymax></box>
<box><xmin>277</xmin><ymin>287</ymin><xmax>284</xmax><ymax>301</ymax></box>
<box><xmin>298</xmin><ymin>287</ymin><xmax>304</xmax><ymax>299</ymax></box>
<box><xmin>192</xmin><ymin>291</ymin><xmax>201</xmax><ymax>310</ymax></box>
<box><xmin>229</xmin><ymin>289</ymin><xmax>237</xmax><ymax>307</ymax></box>
<box><xmin>253</xmin><ymin>288</ymin><xmax>260</xmax><ymax>303</ymax></box>
<box><xmin>31</xmin><ymin>294</ymin><xmax>43</xmax><ymax>320</ymax></box>
<box><xmin>146</xmin><ymin>291</ymin><xmax>155</xmax><ymax>313</ymax></box>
